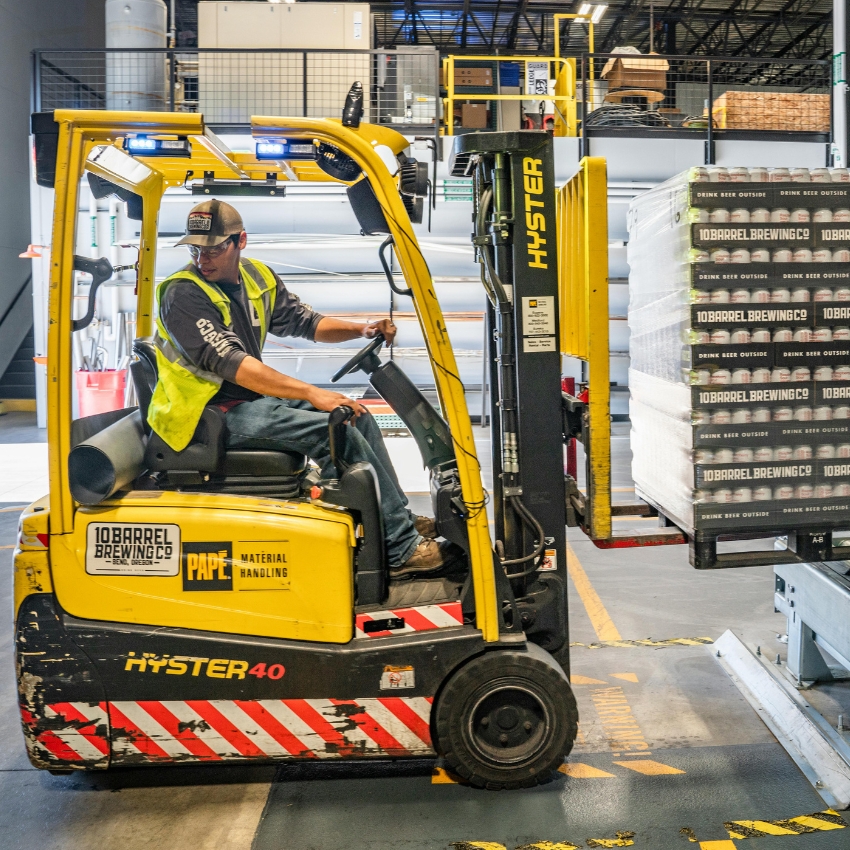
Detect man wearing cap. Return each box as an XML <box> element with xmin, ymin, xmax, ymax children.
<box><xmin>148</xmin><ymin>199</ymin><xmax>451</xmax><ymax>576</ymax></box>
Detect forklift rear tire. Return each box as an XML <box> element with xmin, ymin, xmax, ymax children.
<box><xmin>433</xmin><ymin>642</ymin><xmax>578</xmax><ymax>789</ymax></box>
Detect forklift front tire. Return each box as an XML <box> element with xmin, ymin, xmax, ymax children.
<box><xmin>433</xmin><ymin>643</ymin><xmax>578</xmax><ymax>790</ymax></box>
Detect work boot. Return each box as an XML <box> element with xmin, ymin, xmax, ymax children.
<box><xmin>414</xmin><ymin>515</ymin><xmax>438</xmax><ymax>539</ymax></box>
<box><xmin>391</xmin><ymin>538</ymin><xmax>451</xmax><ymax>578</ymax></box>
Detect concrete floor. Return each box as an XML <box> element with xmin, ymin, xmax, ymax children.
<box><xmin>1</xmin><ymin>412</ymin><xmax>848</xmax><ymax>849</ymax></box>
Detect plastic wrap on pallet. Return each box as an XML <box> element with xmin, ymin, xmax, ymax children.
<box><xmin>627</xmin><ymin>165</ymin><xmax>850</xmax><ymax>538</ymax></box>
<box><xmin>627</xmin><ymin>177</ymin><xmax>692</xmax><ymax>384</ymax></box>
<box><xmin>630</xmin><ymin>373</ymin><xmax>695</xmax><ymax>532</ymax></box>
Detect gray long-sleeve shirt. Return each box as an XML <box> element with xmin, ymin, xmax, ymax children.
<box><xmin>159</xmin><ymin>263</ymin><xmax>325</xmax><ymax>403</ymax></box>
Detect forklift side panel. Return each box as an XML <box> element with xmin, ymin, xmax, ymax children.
<box><xmin>15</xmin><ymin>595</ymin><xmax>110</xmax><ymax>770</ymax></box>
<box><xmin>51</xmin><ymin>495</ymin><xmax>356</xmax><ymax>643</ymax></box>
<box><xmin>17</xmin><ymin>595</ymin><xmax>488</xmax><ymax>767</ymax></box>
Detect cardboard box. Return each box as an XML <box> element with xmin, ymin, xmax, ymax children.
<box><xmin>454</xmin><ymin>67</ymin><xmax>493</xmax><ymax>88</ymax></box>
<box><xmin>712</xmin><ymin>91</ymin><xmax>829</xmax><ymax>132</ymax></box>
<box><xmin>600</xmin><ymin>53</ymin><xmax>669</xmax><ymax>92</ymax></box>
<box><xmin>461</xmin><ymin>103</ymin><xmax>489</xmax><ymax>128</ymax></box>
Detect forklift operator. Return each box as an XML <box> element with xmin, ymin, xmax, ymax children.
<box><xmin>148</xmin><ymin>199</ymin><xmax>452</xmax><ymax>577</ymax></box>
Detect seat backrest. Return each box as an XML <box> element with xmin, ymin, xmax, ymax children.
<box><xmin>131</xmin><ymin>337</ymin><xmax>158</xmax><ymax>424</ymax></box>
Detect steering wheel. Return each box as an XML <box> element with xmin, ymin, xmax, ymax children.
<box><xmin>330</xmin><ymin>333</ymin><xmax>386</xmax><ymax>383</ymax></box>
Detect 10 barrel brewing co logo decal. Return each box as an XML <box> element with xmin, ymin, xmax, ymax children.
<box><xmin>86</xmin><ymin>523</ymin><xmax>181</xmax><ymax>576</ymax></box>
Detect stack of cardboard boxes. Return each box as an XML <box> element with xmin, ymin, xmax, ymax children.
<box><xmin>445</xmin><ymin>64</ymin><xmax>493</xmax><ymax>129</ymax></box>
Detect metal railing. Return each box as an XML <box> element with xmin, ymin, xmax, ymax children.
<box><xmin>33</xmin><ymin>46</ymin><xmax>440</xmax><ymax>143</ymax></box>
<box><xmin>442</xmin><ymin>55</ymin><xmax>577</xmax><ymax>137</ymax></box>
<box><xmin>578</xmin><ymin>53</ymin><xmax>832</xmax><ymax>161</ymax></box>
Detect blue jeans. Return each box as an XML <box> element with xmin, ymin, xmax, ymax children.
<box><xmin>225</xmin><ymin>397</ymin><xmax>421</xmax><ymax>566</ymax></box>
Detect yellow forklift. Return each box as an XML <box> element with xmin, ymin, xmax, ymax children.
<box><xmin>14</xmin><ymin>107</ymin><xmax>581</xmax><ymax>789</ymax></box>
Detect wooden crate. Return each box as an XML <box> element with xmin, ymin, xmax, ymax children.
<box><xmin>712</xmin><ymin>91</ymin><xmax>829</xmax><ymax>132</ymax></box>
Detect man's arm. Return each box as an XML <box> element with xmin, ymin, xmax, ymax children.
<box><xmin>314</xmin><ymin>316</ymin><xmax>397</xmax><ymax>345</ymax></box>
<box><xmin>234</xmin><ymin>356</ymin><xmax>367</xmax><ymax>415</ymax></box>
<box><xmin>234</xmin><ymin>316</ymin><xmax>397</xmax><ymax>414</ymax></box>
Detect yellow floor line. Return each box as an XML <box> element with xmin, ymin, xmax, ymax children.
<box><xmin>699</xmin><ymin>843</ymin><xmax>737</xmax><ymax>850</ymax></box>
<box><xmin>0</xmin><ymin>505</ymin><xmax>27</xmax><ymax>513</ymax></box>
<box><xmin>0</xmin><ymin>544</ymin><xmax>15</xmax><ymax>549</ymax></box>
<box><xmin>559</xmin><ymin>763</ymin><xmax>616</xmax><ymax>779</ymax></box>
<box><xmin>614</xmin><ymin>759</ymin><xmax>685</xmax><ymax>776</ymax></box>
<box><xmin>431</xmin><ymin>766</ymin><xmax>460</xmax><ymax>784</ymax></box>
<box><xmin>571</xmin><ymin>674</ymin><xmax>608</xmax><ymax>685</ymax></box>
<box><xmin>567</xmin><ymin>542</ymin><xmax>622</xmax><ymax>642</ymax></box>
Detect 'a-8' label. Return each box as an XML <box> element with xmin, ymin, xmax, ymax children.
<box><xmin>86</xmin><ymin>523</ymin><xmax>181</xmax><ymax>576</ymax></box>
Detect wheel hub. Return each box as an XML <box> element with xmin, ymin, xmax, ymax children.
<box><xmin>468</xmin><ymin>683</ymin><xmax>550</xmax><ymax>765</ymax></box>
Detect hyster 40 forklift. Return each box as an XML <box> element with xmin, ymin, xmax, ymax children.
<box><xmin>15</xmin><ymin>108</ymin><xmax>578</xmax><ymax>789</ymax></box>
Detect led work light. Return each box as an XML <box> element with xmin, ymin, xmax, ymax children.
<box><xmin>124</xmin><ymin>136</ymin><xmax>191</xmax><ymax>157</ymax></box>
<box><xmin>255</xmin><ymin>140</ymin><xmax>316</xmax><ymax>160</ymax></box>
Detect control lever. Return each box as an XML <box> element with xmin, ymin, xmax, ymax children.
<box><xmin>328</xmin><ymin>405</ymin><xmax>355</xmax><ymax>475</ymax></box>
<box><xmin>72</xmin><ymin>256</ymin><xmax>115</xmax><ymax>332</ymax></box>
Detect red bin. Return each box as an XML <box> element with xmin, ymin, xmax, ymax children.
<box><xmin>76</xmin><ymin>369</ymin><xmax>127</xmax><ymax>418</ymax></box>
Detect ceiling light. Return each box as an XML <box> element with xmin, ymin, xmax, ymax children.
<box><xmin>578</xmin><ymin>3</ymin><xmax>592</xmax><ymax>15</ymax></box>
<box><xmin>591</xmin><ymin>3</ymin><xmax>607</xmax><ymax>22</ymax></box>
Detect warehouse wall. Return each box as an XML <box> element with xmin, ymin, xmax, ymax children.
<box><xmin>0</xmin><ymin>0</ymin><xmax>105</xmax><ymax>389</ymax></box>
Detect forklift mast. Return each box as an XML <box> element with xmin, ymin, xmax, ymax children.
<box><xmin>450</xmin><ymin>132</ymin><xmax>569</xmax><ymax>654</ymax></box>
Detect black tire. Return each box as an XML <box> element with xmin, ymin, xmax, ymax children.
<box><xmin>433</xmin><ymin>642</ymin><xmax>578</xmax><ymax>790</ymax></box>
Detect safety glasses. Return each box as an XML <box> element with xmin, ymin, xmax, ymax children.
<box><xmin>187</xmin><ymin>236</ymin><xmax>236</xmax><ymax>260</ymax></box>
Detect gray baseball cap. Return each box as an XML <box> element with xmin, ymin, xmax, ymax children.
<box><xmin>175</xmin><ymin>199</ymin><xmax>244</xmax><ymax>247</ymax></box>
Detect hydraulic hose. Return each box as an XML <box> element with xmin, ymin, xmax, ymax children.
<box><xmin>474</xmin><ymin>172</ymin><xmax>545</xmax><ymax>580</ymax></box>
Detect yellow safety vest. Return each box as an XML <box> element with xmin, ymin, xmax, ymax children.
<box><xmin>148</xmin><ymin>258</ymin><xmax>278</xmax><ymax>451</ymax></box>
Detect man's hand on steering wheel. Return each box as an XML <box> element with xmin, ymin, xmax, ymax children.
<box><xmin>362</xmin><ymin>318</ymin><xmax>396</xmax><ymax>346</ymax></box>
<box><xmin>307</xmin><ymin>387</ymin><xmax>366</xmax><ymax>418</ymax></box>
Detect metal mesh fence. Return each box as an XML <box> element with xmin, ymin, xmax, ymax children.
<box><xmin>35</xmin><ymin>48</ymin><xmax>440</xmax><ymax>132</ymax></box>
<box><xmin>580</xmin><ymin>54</ymin><xmax>831</xmax><ymax>136</ymax></box>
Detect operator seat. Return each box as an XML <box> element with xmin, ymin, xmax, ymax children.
<box><xmin>130</xmin><ymin>338</ymin><xmax>308</xmax><ymax>497</ymax></box>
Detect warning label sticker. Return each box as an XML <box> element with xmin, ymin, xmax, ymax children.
<box><xmin>522</xmin><ymin>296</ymin><xmax>556</xmax><ymax>336</ymax></box>
<box><xmin>540</xmin><ymin>548</ymin><xmax>557</xmax><ymax>571</ymax></box>
<box><xmin>380</xmin><ymin>665</ymin><xmax>415</xmax><ymax>690</ymax></box>
<box><xmin>86</xmin><ymin>523</ymin><xmax>181</xmax><ymax>576</ymax></box>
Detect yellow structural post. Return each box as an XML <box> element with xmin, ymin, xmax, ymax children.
<box><xmin>554</xmin><ymin>13</ymin><xmax>596</xmax><ymax>113</ymax></box>
<box><xmin>557</xmin><ymin>156</ymin><xmax>611</xmax><ymax>540</ymax></box>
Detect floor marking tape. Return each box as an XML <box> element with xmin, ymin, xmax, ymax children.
<box><xmin>566</xmin><ymin>543</ymin><xmax>622</xmax><ymax>642</ymax></box>
<box><xmin>448</xmin><ymin>810</ymin><xmax>845</xmax><ymax>850</ymax></box>
<box><xmin>585</xmin><ymin>831</ymin><xmax>635</xmax><ymax>848</ymax></box>
<box><xmin>432</xmin><ymin>767</ymin><xmax>461</xmax><ymax>784</ymax></box>
<box><xmin>724</xmin><ymin>809</ymin><xmax>847</xmax><ymax>840</ymax></box>
<box><xmin>571</xmin><ymin>637</ymin><xmax>714</xmax><ymax>649</ymax></box>
<box><xmin>0</xmin><ymin>505</ymin><xmax>27</xmax><ymax>512</ymax></box>
<box><xmin>571</xmin><ymin>675</ymin><xmax>608</xmax><ymax>685</ymax></box>
<box><xmin>0</xmin><ymin>544</ymin><xmax>15</xmax><ymax>549</ymax></box>
<box><xmin>613</xmin><ymin>759</ymin><xmax>685</xmax><ymax>776</ymax></box>
<box><xmin>451</xmin><ymin>836</ymin><xmax>634</xmax><ymax>850</ymax></box>
<box><xmin>611</xmin><ymin>673</ymin><xmax>639</xmax><ymax>683</ymax></box>
<box><xmin>559</xmin><ymin>762</ymin><xmax>616</xmax><ymax>779</ymax></box>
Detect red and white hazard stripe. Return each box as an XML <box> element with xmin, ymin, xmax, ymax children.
<box><xmin>106</xmin><ymin>697</ymin><xmax>434</xmax><ymax>764</ymax></box>
<box><xmin>22</xmin><ymin>702</ymin><xmax>110</xmax><ymax>767</ymax></box>
<box><xmin>355</xmin><ymin>602</ymin><xmax>464</xmax><ymax>638</ymax></box>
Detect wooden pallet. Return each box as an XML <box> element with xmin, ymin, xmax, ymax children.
<box><xmin>711</xmin><ymin>90</ymin><xmax>829</xmax><ymax>132</ymax></box>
